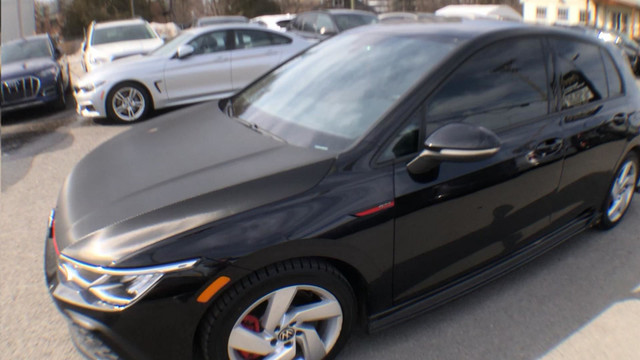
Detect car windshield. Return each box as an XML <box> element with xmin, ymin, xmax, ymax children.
<box><xmin>231</xmin><ymin>31</ymin><xmax>462</xmax><ymax>152</ymax></box>
<box><xmin>1</xmin><ymin>38</ymin><xmax>52</xmax><ymax>64</ymax></box>
<box><xmin>91</xmin><ymin>24</ymin><xmax>156</xmax><ymax>45</ymax></box>
<box><xmin>333</xmin><ymin>14</ymin><xmax>378</xmax><ymax>31</ymax></box>
<box><xmin>149</xmin><ymin>32</ymin><xmax>193</xmax><ymax>57</ymax></box>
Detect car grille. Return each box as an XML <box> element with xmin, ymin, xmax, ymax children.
<box><xmin>1</xmin><ymin>76</ymin><xmax>41</xmax><ymax>104</ymax></box>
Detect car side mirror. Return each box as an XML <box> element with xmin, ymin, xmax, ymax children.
<box><xmin>407</xmin><ymin>123</ymin><xmax>501</xmax><ymax>174</ymax></box>
<box><xmin>177</xmin><ymin>44</ymin><xmax>195</xmax><ymax>59</ymax></box>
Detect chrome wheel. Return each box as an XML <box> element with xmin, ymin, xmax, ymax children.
<box><xmin>111</xmin><ymin>86</ymin><xmax>146</xmax><ymax>121</ymax></box>
<box><xmin>227</xmin><ymin>285</ymin><xmax>343</xmax><ymax>360</ymax></box>
<box><xmin>606</xmin><ymin>159</ymin><xmax>638</xmax><ymax>223</ymax></box>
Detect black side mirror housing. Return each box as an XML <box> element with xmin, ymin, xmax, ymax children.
<box><xmin>407</xmin><ymin>123</ymin><xmax>501</xmax><ymax>174</ymax></box>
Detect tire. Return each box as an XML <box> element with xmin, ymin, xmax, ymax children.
<box><xmin>200</xmin><ymin>259</ymin><xmax>356</xmax><ymax>360</ymax></box>
<box><xmin>52</xmin><ymin>78</ymin><xmax>66</xmax><ymax>111</ymax></box>
<box><xmin>599</xmin><ymin>153</ymin><xmax>638</xmax><ymax>229</ymax></box>
<box><xmin>105</xmin><ymin>82</ymin><xmax>152</xmax><ymax>123</ymax></box>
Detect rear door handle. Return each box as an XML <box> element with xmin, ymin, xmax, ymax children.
<box><xmin>527</xmin><ymin>138</ymin><xmax>563</xmax><ymax>164</ymax></box>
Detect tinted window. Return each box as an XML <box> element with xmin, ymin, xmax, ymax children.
<box><xmin>1</xmin><ymin>38</ymin><xmax>52</xmax><ymax>63</ymax></box>
<box><xmin>602</xmin><ymin>49</ymin><xmax>623</xmax><ymax>97</ymax></box>
<box><xmin>553</xmin><ymin>39</ymin><xmax>607</xmax><ymax>109</ymax></box>
<box><xmin>301</xmin><ymin>14</ymin><xmax>317</xmax><ymax>33</ymax></box>
<box><xmin>188</xmin><ymin>31</ymin><xmax>227</xmax><ymax>55</ymax></box>
<box><xmin>379</xmin><ymin>112</ymin><xmax>421</xmax><ymax>162</ymax></box>
<box><xmin>232</xmin><ymin>33</ymin><xmax>461</xmax><ymax>151</ymax></box>
<box><xmin>271</xmin><ymin>33</ymin><xmax>292</xmax><ymax>45</ymax></box>
<box><xmin>235</xmin><ymin>30</ymin><xmax>272</xmax><ymax>48</ymax></box>
<box><xmin>333</xmin><ymin>13</ymin><xmax>378</xmax><ymax>31</ymax></box>
<box><xmin>316</xmin><ymin>14</ymin><xmax>337</xmax><ymax>34</ymax></box>
<box><xmin>427</xmin><ymin>38</ymin><xmax>549</xmax><ymax>131</ymax></box>
<box><xmin>91</xmin><ymin>24</ymin><xmax>156</xmax><ymax>45</ymax></box>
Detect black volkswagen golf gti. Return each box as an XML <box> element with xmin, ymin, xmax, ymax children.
<box><xmin>45</xmin><ymin>21</ymin><xmax>640</xmax><ymax>360</ymax></box>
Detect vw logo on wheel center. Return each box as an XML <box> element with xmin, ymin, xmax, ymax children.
<box><xmin>277</xmin><ymin>327</ymin><xmax>295</xmax><ymax>342</ymax></box>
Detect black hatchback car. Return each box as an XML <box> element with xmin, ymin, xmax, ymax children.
<box><xmin>45</xmin><ymin>21</ymin><xmax>640</xmax><ymax>360</ymax></box>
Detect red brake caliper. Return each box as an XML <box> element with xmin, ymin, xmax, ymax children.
<box><xmin>238</xmin><ymin>315</ymin><xmax>262</xmax><ymax>360</ymax></box>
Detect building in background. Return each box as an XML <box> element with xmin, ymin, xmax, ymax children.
<box><xmin>1</xmin><ymin>0</ymin><xmax>36</xmax><ymax>43</ymax></box>
<box><xmin>521</xmin><ymin>0</ymin><xmax>640</xmax><ymax>37</ymax></box>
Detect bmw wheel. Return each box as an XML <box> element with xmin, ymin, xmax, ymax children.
<box><xmin>200</xmin><ymin>259</ymin><xmax>356</xmax><ymax>360</ymax></box>
<box><xmin>106</xmin><ymin>82</ymin><xmax>151</xmax><ymax>123</ymax></box>
<box><xmin>600</xmin><ymin>153</ymin><xmax>638</xmax><ymax>229</ymax></box>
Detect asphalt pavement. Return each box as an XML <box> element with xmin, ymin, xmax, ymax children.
<box><xmin>0</xmin><ymin>76</ymin><xmax>639</xmax><ymax>359</ymax></box>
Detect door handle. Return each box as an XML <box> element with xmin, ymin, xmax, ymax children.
<box><xmin>611</xmin><ymin>113</ymin><xmax>628</xmax><ymax>126</ymax></box>
<box><xmin>527</xmin><ymin>138</ymin><xmax>563</xmax><ymax>164</ymax></box>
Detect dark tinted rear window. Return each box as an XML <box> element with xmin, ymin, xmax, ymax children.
<box><xmin>333</xmin><ymin>13</ymin><xmax>378</xmax><ymax>31</ymax></box>
<box><xmin>552</xmin><ymin>39</ymin><xmax>608</xmax><ymax>109</ymax></box>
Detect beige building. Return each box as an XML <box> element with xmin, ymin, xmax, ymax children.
<box><xmin>521</xmin><ymin>0</ymin><xmax>640</xmax><ymax>37</ymax></box>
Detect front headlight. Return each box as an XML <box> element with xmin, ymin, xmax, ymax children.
<box><xmin>54</xmin><ymin>255</ymin><xmax>198</xmax><ymax>311</ymax></box>
<box><xmin>37</xmin><ymin>67</ymin><xmax>58</xmax><ymax>78</ymax></box>
<box><xmin>76</xmin><ymin>80</ymin><xmax>105</xmax><ymax>93</ymax></box>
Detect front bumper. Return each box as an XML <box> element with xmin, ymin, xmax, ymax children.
<box><xmin>44</xmin><ymin>217</ymin><xmax>237</xmax><ymax>360</ymax></box>
<box><xmin>74</xmin><ymin>87</ymin><xmax>108</xmax><ymax>118</ymax></box>
<box><xmin>1</xmin><ymin>75</ymin><xmax>61</xmax><ymax>112</ymax></box>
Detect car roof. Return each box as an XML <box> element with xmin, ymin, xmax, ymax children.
<box><xmin>93</xmin><ymin>19</ymin><xmax>148</xmax><ymax>30</ymax></box>
<box><xmin>349</xmin><ymin>19</ymin><xmax>599</xmax><ymax>43</ymax></box>
<box><xmin>183</xmin><ymin>23</ymin><xmax>281</xmax><ymax>35</ymax></box>
<box><xmin>315</xmin><ymin>9</ymin><xmax>376</xmax><ymax>16</ymax></box>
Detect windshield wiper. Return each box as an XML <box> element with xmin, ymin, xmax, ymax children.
<box><xmin>234</xmin><ymin>116</ymin><xmax>287</xmax><ymax>144</ymax></box>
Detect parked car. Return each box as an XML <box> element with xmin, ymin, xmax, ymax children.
<box><xmin>46</xmin><ymin>21</ymin><xmax>640</xmax><ymax>360</ymax></box>
<box><xmin>288</xmin><ymin>9</ymin><xmax>378</xmax><ymax>41</ymax></box>
<box><xmin>82</xmin><ymin>18</ymin><xmax>164</xmax><ymax>73</ymax></box>
<box><xmin>193</xmin><ymin>15</ymin><xmax>249</xmax><ymax>27</ymax></box>
<box><xmin>250</xmin><ymin>14</ymin><xmax>294</xmax><ymax>32</ymax></box>
<box><xmin>74</xmin><ymin>24</ymin><xmax>310</xmax><ymax>123</ymax></box>
<box><xmin>598</xmin><ymin>30</ymin><xmax>640</xmax><ymax>76</ymax></box>
<box><xmin>1</xmin><ymin>34</ymin><xmax>70</xmax><ymax>112</ymax></box>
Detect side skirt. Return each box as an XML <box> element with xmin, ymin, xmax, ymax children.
<box><xmin>368</xmin><ymin>212</ymin><xmax>595</xmax><ymax>332</ymax></box>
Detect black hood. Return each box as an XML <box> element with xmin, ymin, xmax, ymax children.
<box><xmin>55</xmin><ymin>102</ymin><xmax>335</xmax><ymax>266</ymax></box>
<box><xmin>1</xmin><ymin>58</ymin><xmax>57</xmax><ymax>79</ymax></box>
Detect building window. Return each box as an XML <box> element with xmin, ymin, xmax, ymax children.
<box><xmin>579</xmin><ymin>10</ymin><xmax>591</xmax><ymax>23</ymax></box>
<box><xmin>558</xmin><ymin>8</ymin><xmax>569</xmax><ymax>21</ymax></box>
<box><xmin>536</xmin><ymin>7</ymin><xmax>547</xmax><ymax>19</ymax></box>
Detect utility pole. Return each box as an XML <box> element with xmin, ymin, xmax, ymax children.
<box><xmin>351</xmin><ymin>0</ymin><xmax>355</xmax><ymax>9</ymax></box>
<box><xmin>585</xmin><ymin>0</ymin><xmax>589</xmax><ymax>26</ymax></box>
<box><xmin>131</xmin><ymin>0</ymin><xmax>136</xmax><ymax>17</ymax></box>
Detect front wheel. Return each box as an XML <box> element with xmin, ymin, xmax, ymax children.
<box><xmin>200</xmin><ymin>259</ymin><xmax>356</xmax><ymax>360</ymax></box>
<box><xmin>599</xmin><ymin>153</ymin><xmax>638</xmax><ymax>229</ymax></box>
<box><xmin>106</xmin><ymin>82</ymin><xmax>151</xmax><ymax>123</ymax></box>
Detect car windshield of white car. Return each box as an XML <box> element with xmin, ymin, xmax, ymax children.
<box><xmin>231</xmin><ymin>30</ymin><xmax>465</xmax><ymax>152</ymax></box>
<box><xmin>1</xmin><ymin>39</ymin><xmax>52</xmax><ymax>64</ymax></box>
<box><xmin>91</xmin><ymin>25</ymin><xmax>156</xmax><ymax>45</ymax></box>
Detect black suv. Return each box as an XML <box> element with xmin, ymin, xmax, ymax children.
<box><xmin>46</xmin><ymin>21</ymin><xmax>640</xmax><ymax>360</ymax></box>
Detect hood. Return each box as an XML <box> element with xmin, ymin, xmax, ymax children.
<box><xmin>1</xmin><ymin>57</ymin><xmax>57</xmax><ymax>79</ymax></box>
<box><xmin>55</xmin><ymin>102</ymin><xmax>336</xmax><ymax>266</ymax></box>
<box><xmin>90</xmin><ymin>38</ymin><xmax>164</xmax><ymax>59</ymax></box>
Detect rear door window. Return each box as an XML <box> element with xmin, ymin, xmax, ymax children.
<box><xmin>552</xmin><ymin>39</ymin><xmax>608</xmax><ymax>109</ymax></box>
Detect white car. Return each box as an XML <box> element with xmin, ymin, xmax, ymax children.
<box><xmin>74</xmin><ymin>24</ymin><xmax>311</xmax><ymax>123</ymax></box>
<box><xmin>82</xmin><ymin>19</ymin><xmax>164</xmax><ymax>73</ymax></box>
<box><xmin>250</xmin><ymin>14</ymin><xmax>294</xmax><ymax>32</ymax></box>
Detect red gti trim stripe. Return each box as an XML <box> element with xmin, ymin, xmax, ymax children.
<box><xmin>355</xmin><ymin>201</ymin><xmax>395</xmax><ymax>217</ymax></box>
<box><xmin>52</xmin><ymin>220</ymin><xmax>60</xmax><ymax>256</ymax></box>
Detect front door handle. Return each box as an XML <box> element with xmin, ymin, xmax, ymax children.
<box><xmin>611</xmin><ymin>113</ymin><xmax>628</xmax><ymax>126</ymax></box>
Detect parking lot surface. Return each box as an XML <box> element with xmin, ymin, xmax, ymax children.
<box><xmin>1</xmin><ymin>82</ymin><xmax>639</xmax><ymax>360</ymax></box>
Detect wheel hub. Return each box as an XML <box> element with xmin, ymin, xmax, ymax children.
<box><xmin>277</xmin><ymin>327</ymin><xmax>295</xmax><ymax>342</ymax></box>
